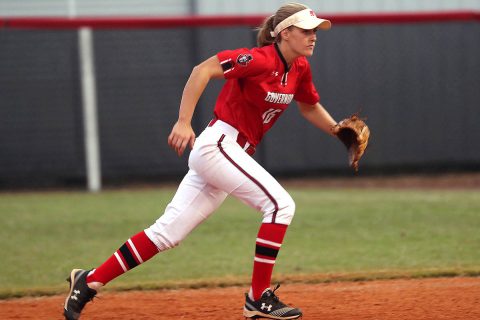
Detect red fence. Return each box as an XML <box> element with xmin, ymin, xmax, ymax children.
<box><xmin>1</xmin><ymin>11</ymin><xmax>479</xmax><ymax>29</ymax></box>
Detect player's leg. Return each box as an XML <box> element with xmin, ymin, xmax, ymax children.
<box><xmin>144</xmin><ymin>169</ymin><xmax>228</xmax><ymax>251</ymax></box>
<box><xmin>191</xmin><ymin>134</ymin><xmax>301</xmax><ymax>319</ymax></box>
<box><xmin>63</xmin><ymin>170</ymin><xmax>227</xmax><ymax>320</ymax></box>
<box><xmin>85</xmin><ymin>169</ymin><xmax>227</xmax><ymax>286</ymax></box>
<box><xmin>89</xmin><ymin>169</ymin><xmax>227</xmax><ymax>283</ymax></box>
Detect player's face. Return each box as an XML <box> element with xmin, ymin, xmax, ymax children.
<box><xmin>284</xmin><ymin>26</ymin><xmax>318</xmax><ymax>58</ymax></box>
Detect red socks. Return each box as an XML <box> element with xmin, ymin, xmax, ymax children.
<box><xmin>86</xmin><ymin>224</ymin><xmax>288</xmax><ymax>298</ymax></box>
<box><xmin>251</xmin><ymin>223</ymin><xmax>288</xmax><ymax>300</ymax></box>
<box><xmin>87</xmin><ymin>231</ymin><xmax>158</xmax><ymax>285</ymax></box>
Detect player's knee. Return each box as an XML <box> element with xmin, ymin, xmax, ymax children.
<box><xmin>281</xmin><ymin>195</ymin><xmax>296</xmax><ymax>223</ymax></box>
<box><xmin>144</xmin><ymin>224</ymin><xmax>182</xmax><ymax>252</ymax></box>
<box><xmin>266</xmin><ymin>194</ymin><xmax>296</xmax><ymax>225</ymax></box>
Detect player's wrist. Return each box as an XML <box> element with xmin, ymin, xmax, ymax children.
<box><xmin>330</xmin><ymin>123</ymin><xmax>340</xmax><ymax>135</ymax></box>
<box><xmin>177</xmin><ymin>117</ymin><xmax>192</xmax><ymax>126</ymax></box>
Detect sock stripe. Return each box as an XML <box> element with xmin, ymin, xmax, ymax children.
<box><xmin>256</xmin><ymin>238</ymin><xmax>282</xmax><ymax>248</ymax></box>
<box><xmin>114</xmin><ymin>252</ymin><xmax>128</xmax><ymax>272</ymax></box>
<box><xmin>119</xmin><ymin>243</ymin><xmax>139</xmax><ymax>269</ymax></box>
<box><xmin>255</xmin><ymin>244</ymin><xmax>279</xmax><ymax>258</ymax></box>
<box><xmin>254</xmin><ymin>257</ymin><xmax>276</xmax><ymax>264</ymax></box>
<box><xmin>87</xmin><ymin>231</ymin><xmax>159</xmax><ymax>286</ymax></box>
<box><xmin>127</xmin><ymin>239</ymin><xmax>144</xmax><ymax>264</ymax></box>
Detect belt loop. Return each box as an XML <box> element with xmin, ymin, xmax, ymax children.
<box><xmin>208</xmin><ymin>118</ymin><xmax>218</xmax><ymax>127</ymax></box>
<box><xmin>208</xmin><ymin>119</ymin><xmax>256</xmax><ymax>155</ymax></box>
<box><xmin>237</xmin><ymin>133</ymin><xmax>256</xmax><ymax>155</ymax></box>
<box><xmin>245</xmin><ymin>145</ymin><xmax>255</xmax><ymax>156</ymax></box>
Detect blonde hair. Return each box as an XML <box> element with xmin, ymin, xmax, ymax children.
<box><xmin>256</xmin><ymin>2</ymin><xmax>308</xmax><ymax>47</ymax></box>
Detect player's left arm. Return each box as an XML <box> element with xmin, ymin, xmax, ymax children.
<box><xmin>297</xmin><ymin>101</ymin><xmax>338</xmax><ymax>137</ymax></box>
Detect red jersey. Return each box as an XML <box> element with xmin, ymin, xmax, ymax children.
<box><xmin>215</xmin><ymin>43</ymin><xmax>320</xmax><ymax>147</ymax></box>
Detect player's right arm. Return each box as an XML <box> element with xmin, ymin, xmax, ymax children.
<box><xmin>168</xmin><ymin>55</ymin><xmax>224</xmax><ymax>156</ymax></box>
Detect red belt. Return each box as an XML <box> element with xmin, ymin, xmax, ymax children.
<box><xmin>208</xmin><ymin>119</ymin><xmax>256</xmax><ymax>156</ymax></box>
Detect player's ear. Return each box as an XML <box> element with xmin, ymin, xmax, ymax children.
<box><xmin>280</xmin><ymin>29</ymin><xmax>290</xmax><ymax>41</ymax></box>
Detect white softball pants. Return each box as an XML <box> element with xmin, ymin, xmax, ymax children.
<box><xmin>145</xmin><ymin>120</ymin><xmax>295</xmax><ymax>251</ymax></box>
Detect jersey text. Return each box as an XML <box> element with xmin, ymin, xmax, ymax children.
<box><xmin>264</xmin><ymin>92</ymin><xmax>294</xmax><ymax>104</ymax></box>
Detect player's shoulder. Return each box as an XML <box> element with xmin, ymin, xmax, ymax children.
<box><xmin>218</xmin><ymin>45</ymin><xmax>271</xmax><ymax>63</ymax></box>
<box><xmin>249</xmin><ymin>45</ymin><xmax>276</xmax><ymax>67</ymax></box>
<box><xmin>216</xmin><ymin>45</ymin><xmax>276</xmax><ymax>78</ymax></box>
<box><xmin>293</xmin><ymin>56</ymin><xmax>311</xmax><ymax>69</ymax></box>
<box><xmin>242</xmin><ymin>45</ymin><xmax>274</xmax><ymax>61</ymax></box>
<box><xmin>292</xmin><ymin>56</ymin><xmax>313</xmax><ymax>78</ymax></box>
<box><xmin>231</xmin><ymin>45</ymin><xmax>275</xmax><ymax>69</ymax></box>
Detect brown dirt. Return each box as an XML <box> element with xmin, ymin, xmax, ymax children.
<box><xmin>1</xmin><ymin>277</ymin><xmax>479</xmax><ymax>319</ymax></box>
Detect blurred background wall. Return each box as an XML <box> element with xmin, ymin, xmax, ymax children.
<box><xmin>0</xmin><ymin>1</ymin><xmax>479</xmax><ymax>189</ymax></box>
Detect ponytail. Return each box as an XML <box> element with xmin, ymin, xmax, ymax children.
<box><xmin>256</xmin><ymin>15</ymin><xmax>276</xmax><ymax>47</ymax></box>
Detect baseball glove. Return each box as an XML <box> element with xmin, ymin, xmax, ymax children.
<box><xmin>333</xmin><ymin>115</ymin><xmax>370</xmax><ymax>172</ymax></box>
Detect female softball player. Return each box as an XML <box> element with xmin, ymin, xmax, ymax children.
<box><xmin>64</xmin><ymin>3</ymin><xmax>338</xmax><ymax>319</ymax></box>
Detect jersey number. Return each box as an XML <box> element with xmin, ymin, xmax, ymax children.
<box><xmin>262</xmin><ymin>108</ymin><xmax>282</xmax><ymax>124</ymax></box>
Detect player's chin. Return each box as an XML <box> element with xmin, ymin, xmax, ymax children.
<box><xmin>304</xmin><ymin>46</ymin><xmax>315</xmax><ymax>56</ymax></box>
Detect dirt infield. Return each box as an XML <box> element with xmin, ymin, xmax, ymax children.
<box><xmin>1</xmin><ymin>277</ymin><xmax>479</xmax><ymax>319</ymax></box>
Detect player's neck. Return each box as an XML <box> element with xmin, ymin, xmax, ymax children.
<box><xmin>276</xmin><ymin>42</ymin><xmax>299</xmax><ymax>67</ymax></box>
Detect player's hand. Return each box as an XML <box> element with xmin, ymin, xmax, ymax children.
<box><xmin>168</xmin><ymin>120</ymin><xmax>196</xmax><ymax>157</ymax></box>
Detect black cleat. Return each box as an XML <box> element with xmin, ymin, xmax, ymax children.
<box><xmin>243</xmin><ymin>284</ymin><xmax>302</xmax><ymax>319</ymax></box>
<box><xmin>63</xmin><ymin>269</ymin><xmax>97</xmax><ymax>320</ymax></box>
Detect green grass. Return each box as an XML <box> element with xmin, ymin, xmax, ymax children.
<box><xmin>0</xmin><ymin>187</ymin><xmax>479</xmax><ymax>298</ymax></box>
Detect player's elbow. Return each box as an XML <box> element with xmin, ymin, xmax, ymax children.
<box><xmin>193</xmin><ymin>55</ymin><xmax>224</xmax><ymax>79</ymax></box>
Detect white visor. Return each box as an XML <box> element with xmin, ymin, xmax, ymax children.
<box><xmin>270</xmin><ymin>8</ymin><xmax>331</xmax><ymax>38</ymax></box>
